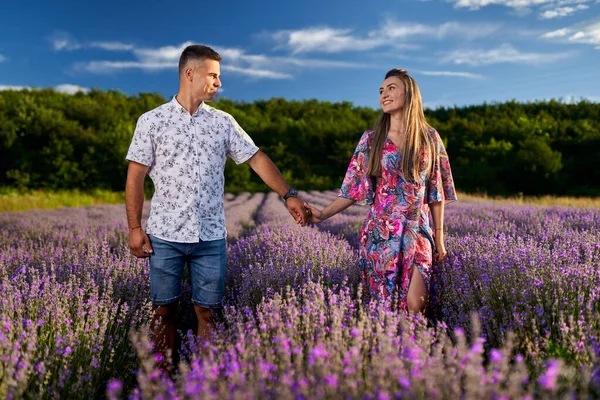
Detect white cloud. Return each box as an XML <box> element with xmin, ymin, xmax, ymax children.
<box><xmin>0</xmin><ymin>55</ymin><xmax>5</xmax><ymax>63</ymax></box>
<box><xmin>451</xmin><ymin>0</ymin><xmax>554</xmax><ymax>10</ymax></box>
<box><xmin>380</xmin><ymin>20</ymin><xmax>501</xmax><ymax>41</ymax></box>
<box><xmin>77</xmin><ymin>60</ymin><xmax>177</xmax><ymax>73</ymax></box>
<box><xmin>570</xmin><ymin>20</ymin><xmax>600</xmax><ymax>44</ymax></box>
<box><xmin>0</xmin><ymin>84</ymin><xmax>89</xmax><ymax>93</ymax></box>
<box><xmin>221</xmin><ymin>65</ymin><xmax>292</xmax><ymax>79</ymax></box>
<box><xmin>133</xmin><ymin>41</ymin><xmax>195</xmax><ymax>62</ymax></box>
<box><xmin>541</xmin><ymin>18</ymin><xmax>600</xmax><ymax>46</ymax></box>
<box><xmin>541</xmin><ymin>28</ymin><xmax>572</xmax><ymax>38</ymax></box>
<box><xmin>271</xmin><ymin>21</ymin><xmax>500</xmax><ymax>54</ymax></box>
<box><xmin>214</xmin><ymin>47</ymin><xmax>372</xmax><ymax>79</ymax></box>
<box><xmin>72</xmin><ymin>39</ymin><xmax>370</xmax><ymax>80</ymax></box>
<box><xmin>440</xmin><ymin>44</ymin><xmax>572</xmax><ymax>65</ymax></box>
<box><xmin>273</xmin><ymin>57</ymin><xmax>372</xmax><ymax>68</ymax></box>
<box><xmin>90</xmin><ymin>41</ymin><xmax>134</xmax><ymax>51</ymax></box>
<box><xmin>54</xmin><ymin>84</ymin><xmax>90</xmax><ymax>94</ymax></box>
<box><xmin>540</xmin><ymin>4</ymin><xmax>588</xmax><ymax>18</ymax></box>
<box><xmin>449</xmin><ymin>0</ymin><xmax>595</xmax><ymax>19</ymax></box>
<box><xmin>555</xmin><ymin>0</ymin><xmax>591</xmax><ymax>5</ymax></box>
<box><xmin>77</xmin><ymin>41</ymin><xmax>196</xmax><ymax>73</ymax></box>
<box><xmin>51</xmin><ymin>31</ymin><xmax>133</xmax><ymax>52</ymax></box>
<box><xmin>272</xmin><ymin>27</ymin><xmax>384</xmax><ymax>54</ymax></box>
<box><xmin>50</xmin><ymin>32</ymin><xmax>82</xmax><ymax>51</ymax></box>
<box><xmin>0</xmin><ymin>85</ymin><xmax>27</xmax><ymax>91</ymax></box>
<box><xmin>570</xmin><ymin>31</ymin><xmax>587</xmax><ymax>39</ymax></box>
<box><xmin>214</xmin><ymin>46</ymin><xmax>371</xmax><ymax>69</ymax></box>
<box><xmin>417</xmin><ymin>70</ymin><xmax>485</xmax><ymax>79</ymax></box>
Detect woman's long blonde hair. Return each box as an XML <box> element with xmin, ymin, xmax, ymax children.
<box><xmin>367</xmin><ymin>68</ymin><xmax>438</xmax><ymax>183</ymax></box>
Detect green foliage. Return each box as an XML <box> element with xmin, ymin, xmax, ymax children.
<box><xmin>0</xmin><ymin>189</ymin><xmax>126</xmax><ymax>212</ymax></box>
<box><xmin>224</xmin><ymin>158</ymin><xmax>254</xmax><ymax>193</ymax></box>
<box><xmin>0</xmin><ymin>89</ymin><xmax>599</xmax><ymax>196</ymax></box>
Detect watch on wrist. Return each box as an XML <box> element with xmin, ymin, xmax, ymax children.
<box><xmin>283</xmin><ymin>188</ymin><xmax>298</xmax><ymax>202</ymax></box>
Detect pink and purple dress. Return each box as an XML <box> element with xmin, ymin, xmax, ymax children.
<box><xmin>339</xmin><ymin>129</ymin><xmax>457</xmax><ymax>310</ymax></box>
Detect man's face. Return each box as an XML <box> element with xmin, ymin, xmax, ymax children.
<box><xmin>186</xmin><ymin>59</ymin><xmax>222</xmax><ymax>101</ymax></box>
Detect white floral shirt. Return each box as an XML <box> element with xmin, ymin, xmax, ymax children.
<box><xmin>126</xmin><ymin>96</ymin><xmax>259</xmax><ymax>242</ymax></box>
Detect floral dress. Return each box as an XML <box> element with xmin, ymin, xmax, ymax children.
<box><xmin>339</xmin><ymin>129</ymin><xmax>457</xmax><ymax>310</ymax></box>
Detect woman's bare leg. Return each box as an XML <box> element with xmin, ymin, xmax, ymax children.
<box><xmin>407</xmin><ymin>267</ymin><xmax>428</xmax><ymax>314</ymax></box>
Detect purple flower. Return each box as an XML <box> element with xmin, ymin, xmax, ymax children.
<box><xmin>2</xmin><ymin>191</ymin><xmax>599</xmax><ymax>398</ymax></box>
<box><xmin>398</xmin><ymin>377</ymin><xmax>411</xmax><ymax>389</ymax></box>
<box><xmin>308</xmin><ymin>344</ymin><xmax>331</xmax><ymax>365</ymax></box>
<box><xmin>324</xmin><ymin>375</ymin><xmax>338</xmax><ymax>388</ymax></box>
<box><xmin>538</xmin><ymin>360</ymin><xmax>560</xmax><ymax>390</ymax></box>
<box><xmin>106</xmin><ymin>379</ymin><xmax>123</xmax><ymax>400</ymax></box>
<box><xmin>490</xmin><ymin>349</ymin><xmax>502</xmax><ymax>363</ymax></box>
<box><xmin>515</xmin><ymin>354</ymin><xmax>524</xmax><ymax>363</ymax></box>
<box><xmin>472</xmin><ymin>342</ymin><xmax>483</xmax><ymax>354</ymax></box>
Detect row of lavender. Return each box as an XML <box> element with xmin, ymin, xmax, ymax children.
<box><xmin>0</xmin><ymin>193</ymin><xmax>598</xmax><ymax>399</ymax></box>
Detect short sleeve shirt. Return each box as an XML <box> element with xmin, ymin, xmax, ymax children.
<box><xmin>126</xmin><ymin>96</ymin><xmax>259</xmax><ymax>242</ymax></box>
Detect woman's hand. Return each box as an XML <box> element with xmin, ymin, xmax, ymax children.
<box><xmin>304</xmin><ymin>202</ymin><xmax>325</xmax><ymax>224</ymax></box>
<box><xmin>433</xmin><ymin>233</ymin><xmax>447</xmax><ymax>262</ymax></box>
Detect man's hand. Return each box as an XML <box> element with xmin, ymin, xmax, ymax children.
<box><xmin>285</xmin><ymin>197</ymin><xmax>310</xmax><ymax>226</ymax></box>
<box><xmin>129</xmin><ymin>228</ymin><xmax>153</xmax><ymax>258</ymax></box>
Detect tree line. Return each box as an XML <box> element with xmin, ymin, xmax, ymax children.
<box><xmin>1</xmin><ymin>88</ymin><xmax>598</xmax><ymax>196</ymax></box>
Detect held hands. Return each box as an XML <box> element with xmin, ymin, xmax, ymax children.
<box><xmin>285</xmin><ymin>197</ymin><xmax>311</xmax><ymax>226</ymax></box>
<box><xmin>129</xmin><ymin>227</ymin><xmax>153</xmax><ymax>258</ymax></box>
<box><xmin>285</xmin><ymin>198</ymin><xmax>325</xmax><ymax>226</ymax></box>
<box><xmin>303</xmin><ymin>202</ymin><xmax>325</xmax><ymax>224</ymax></box>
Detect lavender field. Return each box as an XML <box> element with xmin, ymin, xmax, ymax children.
<box><xmin>0</xmin><ymin>191</ymin><xmax>598</xmax><ymax>399</ymax></box>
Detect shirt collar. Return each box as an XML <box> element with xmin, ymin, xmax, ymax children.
<box><xmin>171</xmin><ymin>95</ymin><xmax>210</xmax><ymax>116</ymax></box>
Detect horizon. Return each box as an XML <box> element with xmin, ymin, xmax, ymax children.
<box><xmin>2</xmin><ymin>85</ymin><xmax>597</xmax><ymax>111</ymax></box>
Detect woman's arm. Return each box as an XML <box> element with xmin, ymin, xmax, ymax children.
<box><xmin>304</xmin><ymin>197</ymin><xmax>356</xmax><ymax>223</ymax></box>
<box><xmin>429</xmin><ymin>200</ymin><xmax>447</xmax><ymax>261</ymax></box>
<box><xmin>429</xmin><ymin>200</ymin><xmax>444</xmax><ymax>232</ymax></box>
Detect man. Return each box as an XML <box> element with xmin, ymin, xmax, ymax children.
<box><xmin>125</xmin><ymin>44</ymin><xmax>308</xmax><ymax>367</ymax></box>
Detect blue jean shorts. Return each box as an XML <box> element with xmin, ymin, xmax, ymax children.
<box><xmin>148</xmin><ymin>234</ymin><xmax>227</xmax><ymax>308</ymax></box>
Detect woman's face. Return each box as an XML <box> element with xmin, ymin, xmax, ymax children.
<box><xmin>379</xmin><ymin>76</ymin><xmax>405</xmax><ymax>114</ymax></box>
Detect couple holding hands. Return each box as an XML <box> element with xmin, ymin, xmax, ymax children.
<box><xmin>125</xmin><ymin>44</ymin><xmax>456</xmax><ymax>366</ymax></box>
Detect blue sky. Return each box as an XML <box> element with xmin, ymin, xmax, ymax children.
<box><xmin>1</xmin><ymin>0</ymin><xmax>599</xmax><ymax>109</ymax></box>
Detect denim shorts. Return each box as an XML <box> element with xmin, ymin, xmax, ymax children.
<box><xmin>148</xmin><ymin>234</ymin><xmax>227</xmax><ymax>308</ymax></box>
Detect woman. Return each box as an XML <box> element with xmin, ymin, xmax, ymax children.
<box><xmin>305</xmin><ymin>68</ymin><xmax>457</xmax><ymax>314</ymax></box>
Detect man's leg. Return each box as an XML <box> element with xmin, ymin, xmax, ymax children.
<box><xmin>194</xmin><ymin>305</ymin><xmax>215</xmax><ymax>343</ymax></box>
<box><xmin>151</xmin><ymin>302</ymin><xmax>179</xmax><ymax>371</ymax></box>
<box><xmin>189</xmin><ymin>238</ymin><xmax>227</xmax><ymax>344</ymax></box>
<box><xmin>148</xmin><ymin>235</ymin><xmax>186</xmax><ymax>368</ymax></box>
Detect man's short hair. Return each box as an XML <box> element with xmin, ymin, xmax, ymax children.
<box><xmin>178</xmin><ymin>45</ymin><xmax>222</xmax><ymax>75</ymax></box>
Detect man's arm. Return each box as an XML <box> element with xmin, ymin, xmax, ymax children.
<box><xmin>246</xmin><ymin>150</ymin><xmax>309</xmax><ymax>225</ymax></box>
<box><xmin>125</xmin><ymin>161</ymin><xmax>153</xmax><ymax>257</ymax></box>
